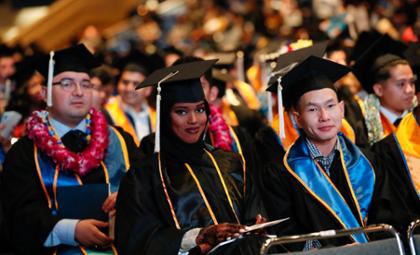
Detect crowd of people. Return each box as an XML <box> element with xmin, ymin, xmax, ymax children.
<box><xmin>0</xmin><ymin>0</ymin><xmax>419</xmax><ymax>254</ymax></box>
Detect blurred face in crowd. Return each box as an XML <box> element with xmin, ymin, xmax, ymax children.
<box><xmin>118</xmin><ymin>71</ymin><xmax>151</xmax><ymax>110</ymax></box>
<box><xmin>27</xmin><ymin>72</ymin><xmax>44</xmax><ymax>104</ymax></box>
<box><xmin>43</xmin><ymin>71</ymin><xmax>93</xmax><ymax>127</ymax></box>
<box><xmin>170</xmin><ymin>101</ymin><xmax>208</xmax><ymax>144</ymax></box>
<box><xmin>327</xmin><ymin>50</ymin><xmax>347</xmax><ymax>66</ymax></box>
<box><xmin>373</xmin><ymin>64</ymin><xmax>415</xmax><ymax>115</ymax></box>
<box><xmin>91</xmin><ymin>76</ymin><xmax>114</xmax><ymax>109</ymax></box>
<box><xmin>200</xmin><ymin>76</ymin><xmax>218</xmax><ymax>105</ymax></box>
<box><xmin>293</xmin><ymin>88</ymin><xmax>344</xmax><ymax>148</ymax></box>
<box><xmin>0</xmin><ymin>56</ymin><xmax>15</xmax><ymax>81</ymax></box>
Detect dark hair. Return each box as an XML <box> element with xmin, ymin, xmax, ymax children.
<box><xmin>374</xmin><ymin>59</ymin><xmax>410</xmax><ymax>83</ymax></box>
<box><xmin>90</xmin><ymin>65</ymin><xmax>114</xmax><ymax>85</ymax></box>
<box><xmin>121</xmin><ymin>63</ymin><xmax>149</xmax><ymax>76</ymax></box>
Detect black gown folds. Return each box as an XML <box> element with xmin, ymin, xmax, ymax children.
<box><xmin>115</xmin><ymin>146</ymin><xmax>264</xmax><ymax>255</ymax></box>
<box><xmin>368</xmin><ymin>134</ymin><xmax>420</xmax><ymax>235</ymax></box>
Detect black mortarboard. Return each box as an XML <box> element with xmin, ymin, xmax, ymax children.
<box><xmin>265</xmin><ymin>42</ymin><xmax>328</xmax><ymax>139</ymax></box>
<box><xmin>35</xmin><ymin>44</ymin><xmax>100</xmax><ymax>107</ymax></box>
<box><xmin>35</xmin><ymin>44</ymin><xmax>100</xmax><ymax>79</ymax></box>
<box><xmin>268</xmin><ymin>41</ymin><xmax>328</xmax><ymax>87</ymax></box>
<box><xmin>274</xmin><ymin>41</ymin><xmax>328</xmax><ymax>73</ymax></box>
<box><xmin>268</xmin><ymin>55</ymin><xmax>351</xmax><ymax>109</ymax></box>
<box><xmin>348</xmin><ymin>30</ymin><xmax>383</xmax><ymax>62</ymax></box>
<box><xmin>352</xmin><ymin>34</ymin><xmax>407</xmax><ymax>93</ymax></box>
<box><xmin>136</xmin><ymin>59</ymin><xmax>217</xmax><ymax>152</ymax></box>
<box><xmin>206</xmin><ymin>52</ymin><xmax>236</xmax><ymax>68</ymax></box>
<box><xmin>404</xmin><ymin>43</ymin><xmax>420</xmax><ymax>91</ymax></box>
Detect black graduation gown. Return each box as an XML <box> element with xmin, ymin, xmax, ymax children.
<box><xmin>1</xmin><ymin>126</ymin><xmax>140</xmax><ymax>254</ymax></box>
<box><xmin>260</xmin><ymin>154</ymin><xmax>369</xmax><ymax>251</ymax></box>
<box><xmin>368</xmin><ymin>135</ymin><xmax>420</xmax><ymax>235</ymax></box>
<box><xmin>115</xmin><ymin>147</ymin><xmax>264</xmax><ymax>255</ymax></box>
<box><xmin>254</xmin><ymin>124</ymin><xmax>286</xmax><ymax>168</ymax></box>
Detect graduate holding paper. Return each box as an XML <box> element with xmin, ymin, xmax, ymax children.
<box><xmin>115</xmin><ymin>59</ymin><xmax>266</xmax><ymax>255</ymax></box>
<box><xmin>260</xmin><ymin>56</ymin><xmax>376</xmax><ymax>250</ymax></box>
<box><xmin>1</xmin><ymin>44</ymin><xmax>140</xmax><ymax>254</ymax></box>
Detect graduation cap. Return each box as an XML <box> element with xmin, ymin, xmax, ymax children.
<box><xmin>35</xmin><ymin>44</ymin><xmax>101</xmax><ymax>107</ymax></box>
<box><xmin>271</xmin><ymin>40</ymin><xmax>328</xmax><ymax>75</ymax></box>
<box><xmin>136</xmin><ymin>59</ymin><xmax>217</xmax><ymax>152</ymax></box>
<box><xmin>348</xmin><ymin>30</ymin><xmax>383</xmax><ymax>62</ymax></box>
<box><xmin>206</xmin><ymin>52</ymin><xmax>236</xmax><ymax>68</ymax></box>
<box><xmin>352</xmin><ymin>34</ymin><xmax>407</xmax><ymax>93</ymax></box>
<box><xmin>265</xmin><ymin>41</ymin><xmax>328</xmax><ymax>139</ymax></box>
<box><xmin>267</xmin><ymin>56</ymin><xmax>351</xmax><ymax>138</ymax></box>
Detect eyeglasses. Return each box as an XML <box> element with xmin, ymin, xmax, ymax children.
<box><xmin>52</xmin><ymin>78</ymin><xmax>94</xmax><ymax>91</ymax></box>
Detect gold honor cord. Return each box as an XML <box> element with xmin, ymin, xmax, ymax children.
<box><xmin>158</xmin><ymin>150</ymin><xmax>241</xmax><ymax>229</ymax></box>
<box><xmin>228</xmin><ymin>125</ymin><xmax>247</xmax><ymax>194</ymax></box>
<box><xmin>157</xmin><ymin>153</ymin><xmax>181</xmax><ymax>229</ymax></box>
<box><xmin>204</xmin><ymin>150</ymin><xmax>240</xmax><ymax>224</ymax></box>
<box><xmin>184</xmin><ymin>163</ymin><xmax>219</xmax><ymax>225</ymax></box>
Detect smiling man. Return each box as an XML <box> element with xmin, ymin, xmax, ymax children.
<box><xmin>260</xmin><ymin>56</ymin><xmax>376</xmax><ymax>251</ymax></box>
<box><xmin>105</xmin><ymin>63</ymin><xmax>154</xmax><ymax>145</ymax></box>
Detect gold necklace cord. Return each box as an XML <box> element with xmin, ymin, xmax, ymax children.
<box><xmin>204</xmin><ymin>150</ymin><xmax>240</xmax><ymax>224</ymax></box>
<box><xmin>184</xmin><ymin>163</ymin><xmax>219</xmax><ymax>225</ymax></box>
<box><xmin>157</xmin><ymin>153</ymin><xmax>181</xmax><ymax>229</ymax></box>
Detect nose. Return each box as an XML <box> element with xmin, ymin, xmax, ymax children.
<box><xmin>188</xmin><ymin>112</ymin><xmax>198</xmax><ymax>124</ymax></box>
<box><xmin>72</xmin><ymin>83</ymin><xmax>83</xmax><ymax>96</ymax></box>
<box><xmin>405</xmin><ymin>83</ymin><xmax>415</xmax><ymax>94</ymax></box>
<box><xmin>319</xmin><ymin>107</ymin><xmax>330</xmax><ymax>122</ymax></box>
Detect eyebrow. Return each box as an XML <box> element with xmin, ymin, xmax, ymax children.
<box><xmin>304</xmin><ymin>98</ymin><xmax>335</xmax><ymax>107</ymax></box>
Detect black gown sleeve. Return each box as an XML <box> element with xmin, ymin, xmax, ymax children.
<box><xmin>368</xmin><ymin>135</ymin><xmax>420</xmax><ymax>235</ymax></box>
<box><xmin>1</xmin><ymin>138</ymin><xmax>58</xmax><ymax>254</ymax></box>
<box><xmin>115</xmin><ymin>156</ymin><xmax>186</xmax><ymax>255</ymax></box>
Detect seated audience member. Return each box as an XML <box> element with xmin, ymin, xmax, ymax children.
<box><xmin>261</xmin><ymin>56</ymin><xmax>376</xmax><ymax>251</ymax></box>
<box><xmin>368</xmin><ymin>67</ymin><xmax>420</xmax><ymax>235</ymax></box>
<box><xmin>115</xmin><ymin>60</ymin><xmax>265</xmax><ymax>255</ymax></box>
<box><xmin>1</xmin><ymin>44</ymin><xmax>140</xmax><ymax>254</ymax></box>
<box><xmin>353</xmin><ymin>34</ymin><xmax>416</xmax><ymax>144</ymax></box>
<box><xmin>89</xmin><ymin>65</ymin><xmax>116</xmax><ymax>123</ymax></box>
<box><xmin>105</xmin><ymin>63</ymin><xmax>154</xmax><ymax>145</ymax></box>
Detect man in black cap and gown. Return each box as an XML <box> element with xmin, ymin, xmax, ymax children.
<box><xmin>1</xmin><ymin>44</ymin><xmax>141</xmax><ymax>254</ymax></box>
<box><xmin>260</xmin><ymin>56</ymin><xmax>376</xmax><ymax>251</ymax></box>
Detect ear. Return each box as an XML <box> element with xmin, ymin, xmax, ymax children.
<box><xmin>143</xmin><ymin>86</ymin><xmax>153</xmax><ymax>97</ymax></box>
<box><xmin>291</xmin><ymin>107</ymin><xmax>302</xmax><ymax>129</ymax></box>
<box><xmin>208</xmin><ymin>86</ymin><xmax>219</xmax><ymax>104</ymax></box>
<box><xmin>338</xmin><ymin>100</ymin><xmax>345</xmax><ymax>119</ymax></box>
<box><xmin>372</xmin><ymin>83</ymin><xmax>384</xmax><ymax>97</ymax></box>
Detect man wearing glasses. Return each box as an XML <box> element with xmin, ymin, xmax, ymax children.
<box><xmin>1</xmin><ymin>44</ymin><xmax>140</xmax><ymax>254</ymax></box>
